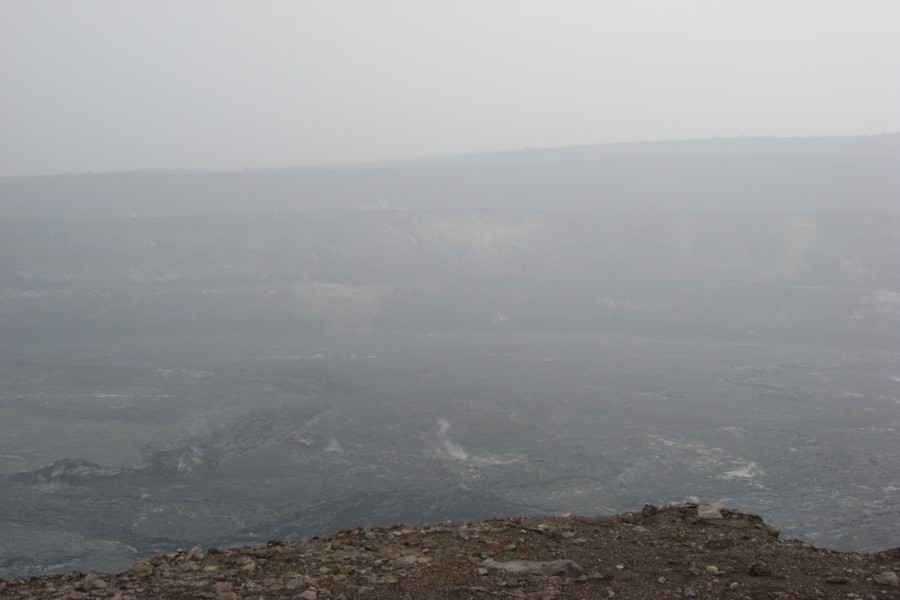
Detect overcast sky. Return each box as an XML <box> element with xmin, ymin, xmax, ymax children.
<box><xmin>1</xmin><ymin>1</ymin><xmax>898</xmax><ymax>176</ymax></box>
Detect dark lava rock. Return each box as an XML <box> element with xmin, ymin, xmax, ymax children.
<box><xmin>11</xmin><ymin>458</ymin><xmax>127</xmax><ymax>485</ymax></box>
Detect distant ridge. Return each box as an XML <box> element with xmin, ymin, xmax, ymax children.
<box><xmin>266</xmin><ymin>132</ymin><xmax>900</xmax><ymax>172</ymax></box>
<box><xmin>1</xmin><ymin>134</ymin><xmax>898</xmax><ymax>219</ymax></box>
<box><xmin>6</xmin><ymin>133</ymin><xmax>900</xmax><ymax>177</ymax></box>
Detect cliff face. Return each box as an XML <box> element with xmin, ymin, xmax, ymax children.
<box><xmin>1</xmin><ymin>504</ymin><xmax>897</xmax><ymax>599</ymax></box>
<box><xmin>2</xmin><ymin>210</ymin><xmax>898</xmax><ymax>345</ymax></box>
<box><xmin>2</xmin><ymin>135</ymin><xmax>898</xmax><ymax>345</ymax></box>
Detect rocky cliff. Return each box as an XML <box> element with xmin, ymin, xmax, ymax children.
<box><xmin>1</xmin><ymin>503</ymin><xmax>897</xmax><ymax>599</ymax></box>
<box><xmin>2</xmin><ymin>210</ymin><xmax>898</xmax><ymax>346</ymax></box>
<box><xmin>2</xmin><ymin>134</ymin><xmax>898</xmax><ymax>345</ymax></box>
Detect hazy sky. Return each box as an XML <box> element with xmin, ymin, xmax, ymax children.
<box><xmin>2</xmin><ymin>1</ymin><xmax>898</xmax><ymax>176</ymax></box>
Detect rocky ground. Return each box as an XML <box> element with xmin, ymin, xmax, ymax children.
<box><xmin>1</xmin><ymin>503</ymin><xmax>898</xmax><ymax>599</ymax></box>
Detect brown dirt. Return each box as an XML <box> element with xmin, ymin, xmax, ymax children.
<box><xmin>2</xmin><ymin>503</ymin><xmax>898</xmax><ymax>599</ymax></box>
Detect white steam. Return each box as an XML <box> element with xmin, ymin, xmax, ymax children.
<box><xmin>437</xmin><ymin>417</ymin><xmax>469</xmax><ymax>461</ymax></box>
<box><xmin>435</xmin><ymin>417</ymin><xmax>524</xmax><ymax>466</ymax></box>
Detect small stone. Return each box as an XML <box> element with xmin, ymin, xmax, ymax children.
<box><xmin>873</xmin><ymin>571</ymin><xmax>899</xmax><ymax>586</ymax></box>
<box><xmin>186</xmin><ymin>545</ymin><xmax>204</xmax><ymax>561</ymax></box>
<box><xmin>748</xmin><ymin>563</ymin><xmax>771</xmax><ymax>577</ymax></box>
<box><xmin>705</xmin><ymin>566</ymin><xmax>719</xmax><ymax>575</ymax></box>
<box><xmin>526</xmin><ymin>587</ymin><xmax>559</xmax><ymax>600</ymax></box>
<box><xmin>396</xmin><ymin>554</ymin><xmax>430</xmax><ymax>567</ymax></box>
<box><xmin>130</xmin><ymin>561</ymin><xmax>154</xmax><ymax>576</ymax></box>
<box><xmin>633</xmin><ymin>526</ymin><xmax>650</xmax><ymax>534</ymax></box>
<box><xmin>641</xmin><ymin>504</ymin><xmax>658</xmax><ymax>517</ymax></box>
<box><xmin>240</xmin><ymin>560</ymin><xmax>257</xmax><ymax>572</ymax></box>
<box><xmin>477</xmin><ymin>567</ymin><xmax>489</xmax><ymax>576</ymax></box>
<box><xmin>481</xmin><ymin>559</ymin><xmax>584</xmax><ymax>578</ymax></box>
<box><xmin>285</xmin><ymin>577</ymin><xmax>308</xmax><ymax>589</ymax></box>
<box><xmin>729</xmin><ymin>582</ymin><xmax>739</xmax><ymax>590</ymax></box>
<box><xmin>82</xmin><ymin>572</ymin><xmax>101</xmax><ymax>584</ymax></box>
<box><xmin>826</xmin><ymin>575</ymin><xmax>849</xmax><ymax>584</ymax></box>
<box><xmin>697</xmin><ymin>503</ymin><xmax>725</xmax><ymax>520</ymax></box>
<box><xmin>657</xmin><ymin>576</ymin><xmax>666</xmax><ymax>584</ymax></box>
<box><xmin>297</xmin><ymin>589</ymin><xmax>318</xmax><ymax>600</ymax></box>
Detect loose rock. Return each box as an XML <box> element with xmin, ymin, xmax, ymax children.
<box><xmin>481</xmin><ymin>559</ymin><xmax>584</xmax><ymax>577</ymax></box>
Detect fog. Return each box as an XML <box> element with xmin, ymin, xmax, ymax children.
<box><xmin>1</xmin><ymin>1</ymin><xmax>899</xmax><ymax>580</ymax></box>
<box><xmin>2</xmin><ymin>1</ymin><xmax>899</xmax><ymax>176</ymax></box>
<box><xmin>2</xmin><ymin>135</ymin><xmax>899</xmax><ymax>577</ymax></box>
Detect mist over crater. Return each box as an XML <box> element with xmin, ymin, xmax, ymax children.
<box><xmin>1</xmin><ymin>135</ymin><xmax>898</xmax><ymax>578</ymax></box>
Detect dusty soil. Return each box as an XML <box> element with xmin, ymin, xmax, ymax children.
<box><xmin>1</xmin><ymin>503</ymin><xmax>898</xmax><ymax>599</ymax></box>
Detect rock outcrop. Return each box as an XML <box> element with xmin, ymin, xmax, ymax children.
<box><xmin>1</xmin><ymin>503</ymin><xmax>898</xmax><ymax>599</ymax></box>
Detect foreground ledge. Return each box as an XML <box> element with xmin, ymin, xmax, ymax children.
<box><xmin>2</xmin><ymin>503</ymin><xmax>898</xmax><ymax>599</ymax></box>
